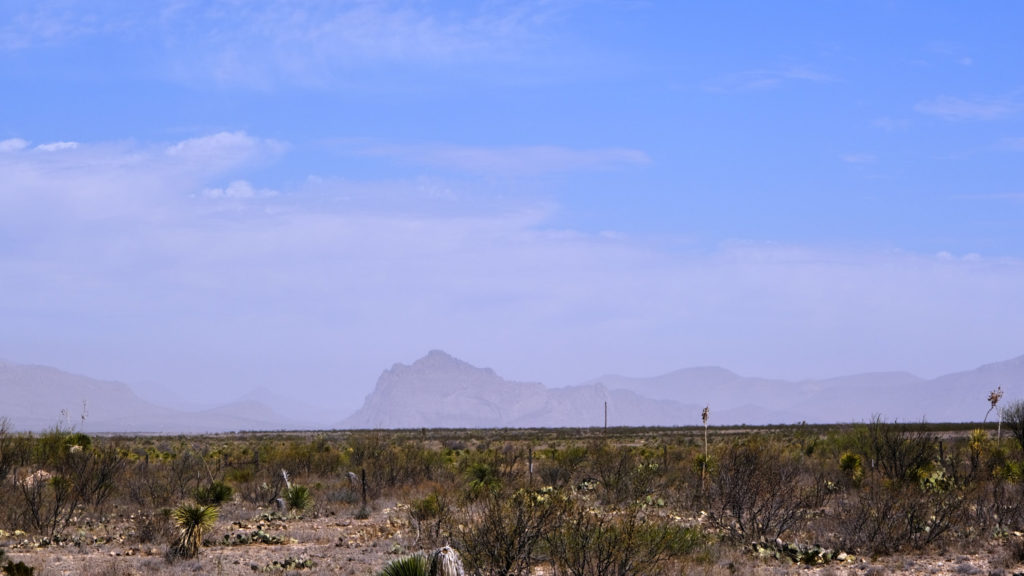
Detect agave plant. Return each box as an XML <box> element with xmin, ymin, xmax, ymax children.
<box><xmin>377</xmin><ymin>554</ymin><xmax>429</xmax><ymax>576</ymax></box>
<box><xmin>170</xmin><ymin>503</ymin><xmax>219</xmax><ymax>559</ymax></box>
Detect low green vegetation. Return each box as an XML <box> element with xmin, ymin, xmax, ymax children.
<box><xmin>2</xmin><ymin>416</ymin><xmax>1024</xmax><ymax>573</ymax></box>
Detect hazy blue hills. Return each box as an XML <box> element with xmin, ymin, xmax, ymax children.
<box><xmin>2</xmin><ymin>351</ymin><xmax>1023</xmax><ymax>432</ymax></box>
<box><xmin>343</xmin><ymin>351</ymin><xmax>1024</xmax><ymax>428</ymax></box>
<box><xmin>0</xmin><ymin>360</ymin><xmax>294</xmax><ymax>433</ymax></box>
<box><xmin>340</xmin><ymin>350</ymin><xmax>686</xmax><ymax>429</ymax></box>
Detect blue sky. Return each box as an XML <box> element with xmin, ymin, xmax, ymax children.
<box><xmin>2</xmin><ymin>1</ymin><xmax>1023</xmax><ymax>416</ymax></box>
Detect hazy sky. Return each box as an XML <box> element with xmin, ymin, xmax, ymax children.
<box><xmin>2</xmin><ymin>1</ymin><xmax>1023</xmax><ymax>415</ymax></box>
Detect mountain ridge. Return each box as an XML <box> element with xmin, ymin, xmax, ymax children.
<box><xmin>3</xmin><ymin>351</ymin><xmax>1023</xmax><ymax>432</ymax></box>
<box><xmin>343</xmin><ymin>350</ymin><xmax>1024</xmax><ymax>428</ymax></box>
<box><xmin>0</xmin><ymin>361</ymin><xmax>291</xmax><ymax>433</ymax></box>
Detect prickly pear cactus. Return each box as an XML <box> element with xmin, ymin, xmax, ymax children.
<box><xmin>429</xmin><ymin>545</ymin><xmax>465</xmax><ymax>576</ymax></box>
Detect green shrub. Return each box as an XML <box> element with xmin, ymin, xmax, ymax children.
<box><xmin>411</xmin><ymin>493</ymin><xmax>441</xmax><ymax>522</ymax></box>
<box><xmin>377</xmin><ymin>554</ymin><xmax>429</xmax><ymax>576</ymax></box>
<box><xmin>285</xmin><ymin>484</ymin><xmax>312</xmax><ymax>512</ymax></box>
<box><xmin>465</xmin><ymin>462</ymin><xmax>500</xmax><ymax>498</ymax></box>
<box><xmin>839</xmin><ymin>452</ymin><xmax>863</xmax><ymax>486</ymax></box>
<box><xmin>194</xmin><ymin>481</ymin><xmax>233</xmax><ymax>505</ymax></box>
<box><xmin>169</xmin><ymin>503</ymin><xmax>218</xmax><ymax>559</ymax></box>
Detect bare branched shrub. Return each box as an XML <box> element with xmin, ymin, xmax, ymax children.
<box><xmin>828</xmin><ymin>481</ymin><xmax>967</xmax><ymax>555</ymax></box>
<box><xmin>0</xmin><ymin>418</ymin><xmax>17</xmax><ymax>483</ymax></box>
<box><xmin>456</xmin><ymin>487</ymin><xmax>568</xmax><ymax>576</ymax></box>
<box><xmin>1001</xmin><ymin>400</ymin><xmax>1024</xmax><ymax>455</ymax></box>
<box><xmin>124</xmin><ymin>449</ymin><xmax>207</xmax><ymax>509</ymax></box>
<box><xmin>965</xmin><ymin>475</ymin><xmax>1024</xmax><ymax>537</ymax></box>
<box><xmin>707</xmin><ymin>438</ymin><xmax>818</xmax><ymax>542</ymax></box>
<box><xmin>132</xmin><ymin>508</ymin><xmax>174</xmax><ymax>545</ymax></box>
<box><xmin>346</xmin><ymin>435</ymin><xmax>449</xmax><ymax>499</ymax></box>
<box><xmin>544</xmin><ymin>500</ymin><xmax>703</xmax><ymax>576</ymax></box>
<box><xmin>588</xmin><ymin>441</ymin><xmax>660</xmax><ymax>506</ymax></box>
<box><xmin>862</xmin><ymin>416</ymin><xmax>937</xmax><ymax>484</ymax></box>
<box><xmin>536</xmin><ymin>445</ymin><xmax>588</xmax><ymax>488</ymax></box>
<box><xmin>231</xmin><ymin>467</ymin><xmax>285</xmax><ymax>506</ymax></box>
<box><xmin>410</xmin><ymin>490</ymin><xmax>455</xmax><ymax>547</ymax></box>
<box><xmin>10</xmin><ymin>431</ymin><xmax>127</xmax><ymax>537</ymax></box>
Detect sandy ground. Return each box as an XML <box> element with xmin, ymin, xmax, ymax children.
<box><xmin>3</xmin><ymin>503</ymin><xmax>1024</xmax><ymax>576</ymax></box>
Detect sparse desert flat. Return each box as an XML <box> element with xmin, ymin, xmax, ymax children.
<box><xmin>2</xmin><ymin>424</ymin><xmax>1024</xmax><ymax>575</ymax></box>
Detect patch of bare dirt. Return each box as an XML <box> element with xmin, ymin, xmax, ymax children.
<box><xmin>3</xmin><ymin>501</ymin><xmax>1024</xmax><ymax>576</ymax></box>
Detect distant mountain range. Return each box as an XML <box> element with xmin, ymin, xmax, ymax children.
<box><xmin>341</xmin><ymin>350</ymin><xmax>1024</xmax><ymax>428</ymax></box>
<box><xmin>0</xmin><ymin>360</ymin><xmax>307</xmax><ymax>433</ymax></box>
<box><xmin>340</xmin><ymin>350</ymin><xmax>682</xmax><ymax>429</ymax></box>
<box><xmin>2</xmin><ymin>351</ymin><xmax>1022</xmax><ymax>432</ymax></box>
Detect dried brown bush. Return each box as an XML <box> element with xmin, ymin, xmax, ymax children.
<box><xmin>706</xmin><ymin>438</ymin><xmax>819</xmax><ymax>542</ymax></box>
<box><xmin>456</xmin><ymin>487</ymin><xmax>568</xmax><ymax>576</ymax></box>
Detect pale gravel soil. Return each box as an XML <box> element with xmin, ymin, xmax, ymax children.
<box><xmin>3</xmin><ymin>504</ymin><xmax>1024</xmax><ymax>576</ymax></box>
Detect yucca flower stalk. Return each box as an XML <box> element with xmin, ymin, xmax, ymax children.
<box><xmin>986</xmin><ymin>387</ymin><xmax>1004</xmax><ymax>440</ymax></box>
<box><xmin>171</xmin><ymin>503</ymin><xmax>219</xmax><ymax>559</ymax></box>
<box><xmin>280</xmin><ymin>468</ymin><xmax>313</xmax><ymax>513</ymax></box>
<box><xmin>701</xmin><ymin>405</ymin><xmax>710</xmax><ymax>493</ymax></box>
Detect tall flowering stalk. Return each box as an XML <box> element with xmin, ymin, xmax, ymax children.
<box><xmin>701</xmin><ymin>405</ymin><xmax>710</xmax><ymax>493</ymax></box>
<box><xmin>986</xmin><ymin>387</ymin><xmax>1004</xmax><ymax>440</ymax></box>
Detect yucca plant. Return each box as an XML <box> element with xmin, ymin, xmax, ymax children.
<box><xmin>285</xmin><ymin>484</ymin><xmax>313</xmax><ymax>512</ymax></box>
<box><xmin>170</xmin><ymin>503</ymin><xmax>219</xmax><ymax>559</ymax></box>
<box><xmin>377</xmin><ymin>554</ymin><xmax>429</xmax><ymax>576</ymax></box>
<box><xmin>279</xmin><ymin>468</ymin><xmax>312</xmax><ymax>514</ymax></box>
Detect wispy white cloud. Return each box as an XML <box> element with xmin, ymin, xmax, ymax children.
<box><xmin>702</xmin><ymin>66</ymin><xmax>834</xmax><ymax>93</ymax></box>
<box><xmin>352</xmin><ymin>143</ymin><xmax>651</xmax><ymax>175</ymax></box>
<box><xmin>0</xmin><ymin>2</ymin><xmax>141</xmax><ymax>51</ymax></box>
<box><xmin>161</xmin><ymin>0</ymin><xmax>569</xmax><ymax>87</ymax></box>
<box><xmin>35</xmin><ymin>141</ymin><xmax>79</xmax><ymax>152</ymax></box>
<box><xmin>914</xmin><ymin>95</ymin><xmax>1018</xmax><ymax>121</ymax></box>
<box><xmin>0</xmin><ymin>138</ymin><xmax>29</xmax><ymax>152</ymax></box>
<box><xmin>0</xmin><ymin>132</ymin><xmax>285</xmax><ymax>224</ymax></box>
<box><xmin>3</xmin><ymin>1</ymin><xmax>575</xmax><ymax>87</ymax></box>
<box><xmin>164</xmin><ymin>131</ymin><xmax>287</xmax><ymax>174</ymax></box>
<box><xmin>165</xmin><ymin>131</ymin><xmax>282</xmax><ymax>158</ymax></box>
<box><xmin>201</xmin><ymin>179</ymin><xmax>278</xmax><ymax>200</ymax></box>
